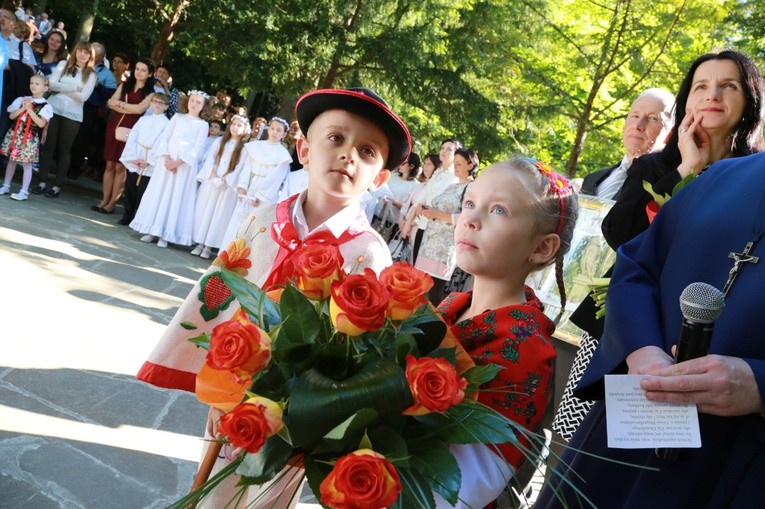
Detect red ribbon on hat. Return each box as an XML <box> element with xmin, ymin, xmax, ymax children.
<box><xmin>261</xmin><ymin>194</ymin><xmax>364</xmax><ymax>290</ymax></box>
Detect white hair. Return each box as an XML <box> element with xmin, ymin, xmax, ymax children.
<box><xmin>636</xmin><ymin>87</ymin><xmax>675</xmax><ymax>128</ymax></box>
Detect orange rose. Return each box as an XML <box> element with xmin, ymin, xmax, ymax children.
<box><xmin>319</xmin><ymin>449</ymin><xmax>401</xmax><ymax>509</ymax></box>
<box><xmin>218</xmin><ymin>395</ymin><xmax>283</xmax><ymax>454</ymax></box>
<box><xmin>329</xmin><ymin>269</ymin><xmax>390</xmax><ymax>336</ymax></box>
<box><xmin>379</xmin><ymin>262</ymin><xmax>433</xmax><ymax>320</ymax></box>
<box><xmin>195</xmin><ymin>362</ymin><xmax>250</xmax><ymax>412</ymax></box>
<box><xmin>207</xmin><ymin>309</ymin><xmax>271</xmax><ymax>378</ymax></box>
<box><xmin>402</xmin><ymin>355</ymin><xmax>467</xmax><ymax>415</ymax></box>
<box><xmin>292</xmin><ymin>244</ymin><xmax>344</xmax><ymax>300</ymax></box>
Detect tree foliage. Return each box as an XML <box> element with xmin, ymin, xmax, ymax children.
<box><xmin>42</xmin><ymin>0</ymin><xmax>750</xmax><ymax>175</ymax></box>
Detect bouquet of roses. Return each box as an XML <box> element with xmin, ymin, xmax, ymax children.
<box><xmin>169</xmin><ymin>243</ymin><xmax>523</xmax><ymax>509</ymax></box>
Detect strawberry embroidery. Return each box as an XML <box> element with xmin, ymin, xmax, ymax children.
<box><xmin>198</xmin><ymin>271</ymin><xmax>235</xmax><ymax>320</ymax></box>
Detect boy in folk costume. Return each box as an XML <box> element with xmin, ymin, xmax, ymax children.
<box><xmin>136</xmin><ymin>87</ymin><xmax>411</xmax><ymax>507</ymax></box>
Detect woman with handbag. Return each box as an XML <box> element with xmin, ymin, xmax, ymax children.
<box><xmin>93</xmin><ymin>57</ymin><xmax>155</xmax><ymax>214</ymax></box>
<box><xmin>32</xmin><ymin>41</ymin><xmax>97</xmax><ymax>198</ymax></box>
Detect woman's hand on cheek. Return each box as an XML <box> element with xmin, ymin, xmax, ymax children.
<box><xmin>677</xmin><ymin>112</ymin><xmax>710</xmax><ymax>177</ymax></box>
<box><xmin>640</xmin><ymin>355</ymin><xmax>764</xmax><ymax>417</ymax></box>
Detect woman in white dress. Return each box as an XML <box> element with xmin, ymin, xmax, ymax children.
<box><xmin>191</xmin><ymin>115</ymin><xmax>251</xmax><ymax>259</ymax></box>
<box><xmin>219</xmin><ymin>117</ymin><xmax>292</xmax><ymax>250</ymax></box>
<box><xmin>129</xmin><ymin>91</ymin><xmax>211</xmax><ymax>248</ymax></box>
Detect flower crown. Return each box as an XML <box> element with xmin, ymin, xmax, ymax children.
<box><xmin>187</xmin><ymin>90</ymin><xmax>210</xmax><ymax>100</ymax></box>
<box><xmin>229</xmin><ymin>114</ymin><xmax>252</xmax><ymax>132</ymax></box>
<box><xmin>271</xmin><ymin>116</ymin><xmax>289</xmax><ymax>130</ymax></box>
<box><xmin>528</xmin><ymin>158</ymin><xmax>572</xmax><ymax>235</ymax></box>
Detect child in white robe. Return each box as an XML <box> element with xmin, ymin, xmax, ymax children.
<box><xmin>129</xmin><ymin>90</ymin><xmax>210</xmax><ymax>247</ymax></box>
<box><xmin>191</xmin><ymin>115</ymin><xmax>250</xmax><ymax>259</ymax></box>
<box><xmin>118</xmin><ymin>93</ymin><xmax>170</xmax><ymax>225</ymax></box>
<box><xmin>218</xmin><ymin>116</ymin><xmax>292</xmax><ymax>250</ymax></box>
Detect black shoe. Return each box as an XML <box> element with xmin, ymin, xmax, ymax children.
<box><xmin>117</xmin><ymin>216</ymin><xmax>131</xmax><ymax>225</ymax></box>
<box><xmin>99</xmin><ymin>206</ymin><xmax>114</xmax><ymax>214</ymax></box>
<box><xmin>30</xmin><ymin>185</ymin><xmax>46</xmax><ymax>195</ymax></box>
<box><xmin>44</xmin><ymin>188</ymin><xmax>60</xmax><ymax>198</ymax></box>
<box><xmin>90</xmin><ymin>204</ymin><xmax>102</xmax><ymax>211</ymax></box>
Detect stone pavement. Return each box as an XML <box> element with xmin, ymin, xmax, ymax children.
<box><xmin>0</xmin><ymin>175</ymin><xmax>318</xmax><ymax>508</ymax></box>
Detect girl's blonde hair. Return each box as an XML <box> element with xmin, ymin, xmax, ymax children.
<box><xmin>497</xmin><ymin>157</ymin><xmax>579</xmax><ymax>317</ymax></box>
<box><xmin>30</xmin><ymin>74</ymin><xmax>49</xmax><ymax>88</ymax></box>
<box><xmin>64</xmin><ymin>41</ymin><xmax>96</xmax><ymax>83</ymax></box>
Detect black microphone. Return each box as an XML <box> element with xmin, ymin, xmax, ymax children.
<box><xmin>656</xmin><ymin>282</ymin><xmax>725</xmax><ymax>461</ymax></box>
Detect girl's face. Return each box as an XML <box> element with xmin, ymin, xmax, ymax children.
<box><xmin>150</xmin><ymin>97</ymin><xmax>168</xmax><ymax>116</ymax></box>
<box><xmin>187</xmin><ymin>94</ymin><xmax>206</xmax><ymax>116</ymax></box>
<box><xmin>455</xmin><ymin>168</ymin><xmax>545</xmax><ymax>278</ymax></box>
<box><xmin>422</xmin><ymin>158</ymin><xmax>436</xmax><ymax>179</ymax></box>
<box><xmin>267</xmin><ymin>121</ymin><xmax>286</xmax><ymax>142</ymax></box>
<box><xmin>75</xmin><ymin>48</ymin><xmax>90</xmax><ymax>66</ymax></box>
<box><xmin>47</xmin><ymin>34</ymin><xmax>62</xmax><ymax>52</ymax></box>
<box><xmin>133</xmin><ymin>63</ymin><xmax>150</xmax><ymax>83</ymax></box>
<box><xmin>29</xmin><ymin>77</ymin><xmax>48</xmax><ymax>97</ymax></box>
<box><xmin>453</xmin><ymin>154</ymin><xmax>473</xmax><ymax>180</ymax></box>
<box><xmin>396</xmin><ymin>160</ymin><xmax>413</xmax><ymax>178</ymax></box>
<box><xmin>439</xmin><ymin>141</ymin><xmax>457</xmax><ymax>167</ymax></box>
<box><xmin>686</xmin><ymin>58</ymin><xmax>746</xmax><ymax>136</ymax></box>
<box><xmin>229</xmin><ymin>118</ymin><xmax>247</xmax><ymax>139</ymax></box>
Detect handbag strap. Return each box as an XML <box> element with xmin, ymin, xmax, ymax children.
<box><xmin>116</xmin><ymin>113</ymin><xmax>126</xmax><ymax>128</ymax></box>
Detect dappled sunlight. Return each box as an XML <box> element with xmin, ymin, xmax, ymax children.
<box><xmin>0</xmin><ymin>404</ymin><xmax>203</xmax><ymax>462</ymax></box>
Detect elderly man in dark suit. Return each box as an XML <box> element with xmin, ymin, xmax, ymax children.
<box><xmin>581</xmin><ymin>88</ymin><xmax>674</xmax><ymax>200</ymax></box>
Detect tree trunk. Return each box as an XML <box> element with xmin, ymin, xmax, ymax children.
<box><xmin>321</xmin><ymin>0</ymin><xmax>364</xmax><ymax>88</ymax></box>
<box><xmin>74</xmin><ymin>0</ymin><xmax>99</xmax><ymax>43</ymax></box>
<box><xmin>150</xmin><ymin>0</ymin><xmax>191</xmax><ymax>65</ymax></box>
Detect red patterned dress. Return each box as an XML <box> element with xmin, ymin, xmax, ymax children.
<box><xmin>438</xmin><ymin>288</ymin><xmax>557</xmax><ymax>469</ymax></box>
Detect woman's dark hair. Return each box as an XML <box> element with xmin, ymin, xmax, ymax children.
<box><xmin>157</xmin><ymin>62</ymin><xmax>172</xmax><ymax>74</ymax></box>
<box><xmin>404</xmin><ymin>152</ymin><xmax>421</xmax><ymax>180</ymax></box>
<box><xmin>662</xmin><ymin>49</ymin><xmax>764</xmax><ymax>166</ymax></box>
<box><xmin>122</xmin><ymin>57</ymin><xmax>156</xmax><ymax>99</ymax></box>
<box><xmin>112</xmin><ymin>53</ymin><xmax>129</xmax><ymax>67</ymax></box>
<box><xmin>455</xmin><ymin>147</ymin><xmax>479</xmax><ymax>177</ymax></box>
<box><xmin>42</xmin><ymin>30</ymin><xmax>68</xmax><ymax>62</ymax></box>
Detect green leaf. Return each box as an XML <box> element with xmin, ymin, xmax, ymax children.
<box><xmin>369</xmin><ymin>427</ymin><xmax>409</xmax><ymax>467</ymax></box>
<box><xmin>463</xmin><ymin>364</ymin><xmax>503</xmax><ymax>390</ymax></box>
<box><xmin>187</xmin><ymin>333</ymin><xmax>211</xmax><ymax>350</ymax></box>
<box><xmin>180</xmin><ymin>321</ymin><xmax>197</xmax><ymax>330</ymax></box>
<box><xmin>303</xmin><ymin>455</ymin><xmax>331</xmax><ymax>508</ymax></box>
<box><xmin>672</xmin><ymin>174</ymin><xmax>695</xmax><ymax>196</ymax></box>
<box><xmin>391</xmin><ymin>467</ymin><xmax>435</xmax><ymax>509</ymax></box>
<box><xmin>323</xmin><ymin>409</ymin><xmax>380</xmax><ymax>446</ymax></box>
<box><xmin>414</xmin><ymin>399</ymin><xmax>518</xmax><ymax>446</ymax></box>
<box><xmin>642</xmin><ymin>180</ymin><xmax>670</xmax><ymax>206</ymax></box>
<box><xmin>428</xmin><ymin>347</ymin><xmax>457</xmax><ymax>365</ymax></box>
<box><xmin>278</xmin><ymin>285</ymin><xmax>321</xmax><ymax>346</ymax></box>
<box><xmin>287</xmin><ymin>358</ymin><xmax>413</xmax><ymax>447</ymax></box>
<box><xmin>409</xmin><ymin>441</ymin><xmax>460</xmax><ymax>506</ymax></box>
<box><xmin>217</xmin><ymin>268</ymin><xmax>281</xmax><ymax>328</ymax></box>
<box><xmin>236</xmin><ymin>434</ymin><xmax>293</xmax><ymax>483</ymax></box>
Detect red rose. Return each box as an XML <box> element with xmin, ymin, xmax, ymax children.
<box><xmin>319</xmin><ymin>449</ymin><xmax>401</xmax><ymax>509</ymax></box>
<box><xmin>218</xmin><ymin>395</ymin><xmax>283</xmax><ymax>454</ymax></box>
<box><xmin>207</xmin><ymin>309</ymin><xmax>271</xmax><ymax>378</ymax></box>
<box><xmin>402</xmin><ymin>355</ymin><xmax>468</xmax><ymax>415</ymax></box>
<box><xmin>379</xmin><ymin>262</ymin><xmax>433</xmax><ymax>320</ymax></box>
<box><xmin>292</xmin><ymin>244</ymin><xmax>344</xmax><ymax>300</ymax></box>
<box><xmin>329</xmin><ymin>269</ymin><xmax>390</xmax><ymax>336</ymax></box>
<box><xmin>646</xmin><ymin>200</ymin><xmax>660</xmax><ymax>224</ymax></box>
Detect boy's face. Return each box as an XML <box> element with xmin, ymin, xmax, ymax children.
<box><xmin>208</xmin><ymin>123</ymin><xmax>223</xmax><ymax>136</ymax></box>
<box><xmin>298</xmin><ymin>109</ymin><xmax>390</xmax><ymax>203</ymax></box>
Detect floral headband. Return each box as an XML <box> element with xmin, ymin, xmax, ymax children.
<box><xmin>271</xmin><ymin>116</ymin><xmax>290</xmax><ymax>130</ymax></box>
<box><xmin>187</xmin><ymin>90</ymin><xmax>210</xmax><ymax>100</ymax></box>
<box><xmin>528</xmin><ymin>158</ymin><xmax>572</xmax><ymax>235</ymax></box>
<box><xmin>229</xmin><ymin>114</ymin><xmax>252</xmax><ymax>132</ymax></box>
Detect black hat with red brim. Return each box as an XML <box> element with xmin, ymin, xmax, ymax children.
<box><xmin>295</xmin><ymin>88</ymin><xmax>411</xmax><ymax>170</ymax></box>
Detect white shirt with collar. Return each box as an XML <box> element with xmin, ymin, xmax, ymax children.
<box><xmin>595</xmin><ymin>154</ymin><xmax>631</xmax><ymax>200</ymax></box>
<box><xmin>3</xmin><ymin>32</ymin><xmax>35</xmax><ymax>67</ymax></box>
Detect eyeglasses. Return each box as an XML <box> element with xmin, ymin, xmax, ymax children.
<box><xmin>151</xmin><ymin>99</ymin><xmax>169</xmax><ymax>105</ymax></box>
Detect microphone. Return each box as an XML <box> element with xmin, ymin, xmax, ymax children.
<box><xmin>656</xmin><ymin>282</ymin><xmax>725</xmax><ymax>462</ymax></box>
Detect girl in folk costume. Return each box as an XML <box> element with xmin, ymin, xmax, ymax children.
<box><xmin>434</xmin><ymin>157</ymin><xmax>578</xmax><ymax>508</ymax></box>
<box><xmin>129</xmin><ymin>91</ymin><xmax>210</xmax><ymax>248</ymax></box>
<box><xmin>218</xmin><ymin>116</ymin><xmax>292</xmax><ymax>250</ymax></box>
<box><xmin>117</xmin><ymin>93</ymin><xmax>170</xmax><ymax>226</ymax></box>
<box><xmin>191</xmin><ymin>115</ymin><xmax>251</xmax><ymax>259</ymax></box>
<box><xmin>0</xmin><ymin>75</ymin><xmax>54</xmax><ymax>201</ymax></box>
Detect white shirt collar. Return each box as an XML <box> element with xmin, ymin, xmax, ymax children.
<box><xmin>291</xmin><ymin>191</ymin><xmax>366</xmax><ymax>240</ymax></box>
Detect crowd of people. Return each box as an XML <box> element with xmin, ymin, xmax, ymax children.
<box><xmin>3</xmin><ymin>4</ymin><xmax>765</xmax><ymax>508</ymax></box>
